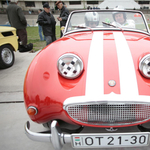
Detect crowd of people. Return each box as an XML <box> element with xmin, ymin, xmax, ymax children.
<box><xmin>36</xmin><ymin>1</ymin><xmax>69</xmax><ymax>45</ymax></box>
<box><xmin>6</xmin><ymin>0</ymin><xmax>70</xmax><ymax>52</ymax></box>
<box><xmin>6</xmin><ymin>0</ymin><xmax>134</xmax><ymax>52</ymax></box>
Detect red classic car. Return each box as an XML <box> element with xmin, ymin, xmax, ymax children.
<box><xmin>24</xmin><ymin>9</ymin><xmax>150</xmax><ymax>149</ymax></box>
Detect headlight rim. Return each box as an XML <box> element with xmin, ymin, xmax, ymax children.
<box><xmin>57</xmin><ymin>53</ymin><xmax>84</xmax><ymax>79</ymax></box>
<box><xmin>139</xmin><ymin>53</ymin><xmax>150</xmax><ymax>78</ymax></box>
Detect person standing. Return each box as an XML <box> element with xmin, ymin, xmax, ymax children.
<box><xmin>56</xmin><ymin>1</ymin><xmax>69</xmax><ymax>37</ymax></box>
<box><xmin>6</xmin><ymin>0</ymin><xmax>33</xmax><ymax>52</ymax></box>
<box><xmin>37</xmin><ymin>3</ymin><xmax>56</xmax><ymax>46</ymax></box>
<box><xmin>37</xmin><ymin>9</ymin><xmax>45</xmax><ymax>41</ymax></box>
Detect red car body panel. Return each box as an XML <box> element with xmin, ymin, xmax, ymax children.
<box><xmin>24</xmin><ymin>30</ymin><xmax>150</xmax><ymax>127</ymax></box>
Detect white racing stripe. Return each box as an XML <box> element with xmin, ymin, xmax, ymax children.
<box><xmin>85</xmin><ymin>32</ymin><xmax>138</xmax><ymax>97</ymax></box>
<box><xmin>85</xmin><ymin>32</ymin><xmax>104</xmax><ymax>97</ymax></box>
<box><xmin>113</xmin><ymin>32</ymin><xmax>139</xmax><ymax>95</ymax></box>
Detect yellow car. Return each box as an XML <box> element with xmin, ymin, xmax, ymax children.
<box><xmin>0</xmin><ymin>26</ymin><xmax>18</xmax><ymax>69</ymax></box>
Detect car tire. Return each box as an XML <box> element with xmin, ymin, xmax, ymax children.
<box><xmin>0</xmin><ymin>45</ymin><xmax>15</xmax><ymax>69</ymax></box>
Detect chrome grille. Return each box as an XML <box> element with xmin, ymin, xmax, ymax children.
<box><xmin>66</xmin><ymin>103</ymin><xmax>150</xmax><ymax>126</ymax></box>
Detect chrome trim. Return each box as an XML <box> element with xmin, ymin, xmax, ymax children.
<box><xmin>63</xmin><ymin>94</ymin><xmax>150</xmax><ymax>108</ymax></box>
<box><xmin>24</xmin><ymin>121</ymin><xmax>150</xmax><ymax>149</ymax></box>
<box><xmin>51</xmin><ymin>121</ymin><xmax>64</xmax><ymax>150</ymax></box>
<box><xmin>139</xmin><ymin>54</ymin><xmax>150</xmax><ymax>78</ymax></box>
<box><xmin>57</xmin><ymin>53</ymin><xmax>84</xmax><ymax>79</ymax></box>
<box><xmin>1</xmin><ymin>48</ymin><xmax>13</xmax><ymax>64</ymax></box>
<box><xmin>105</xmin><ymin>127</ymin><xmax>118</xmax><ymax>132</ymax></box>
<box><xmin>27</xmin><ymin>106</ymin><xmax>38</xmax><ymax>115</ymax></box>
<box><xmin>65</xmin><ymin>102</ymin><xmax>150</xmax><ymax>126</ymax></box>
<box><xmin>64</xmin><ymin>28</ymin><xmax>150</xmax><ymax>37</ymax></box>
<box><xmin>24</xmin><ymin>121</ymin><xmax>51</xmax><ymax>142</ymax></box>
<box><xmin>108</xmin><ymin>80</ymin><xmax>116</xmax><ymax>87</ymax></box>
<box><xmin>25</xmin><ymin>121</ymin><xmax>71</xmax><ymax>150</ymax></box>
<box><xmin>63</xmin><ymin>94</ymin><xmax>150</xmax><ymax>126</ymax></box>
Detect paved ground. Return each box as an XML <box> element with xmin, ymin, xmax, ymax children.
<box><xmin>0</xmin><ymin>14</ymin><xmax>150</xmax><ymax>150</ymax></box>
<box><xmin>0</xmin><ymin>50</ymin><xmax>150</xmax><ymax>150</ymax></box>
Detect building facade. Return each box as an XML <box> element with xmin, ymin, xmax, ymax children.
<box><xmin>1</xmin><ymin>0</ymin><xmax>150</xmax><ymax>11</ymax></box>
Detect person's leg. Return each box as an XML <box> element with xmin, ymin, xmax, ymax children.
<box><xmin>17</xmin><ymin>29</ymin><xmax>27</xmax><ymax>45</ymax></box>
<box><xmin>38</xmin><ymin>25</ymin><xmax>43</xmax><ymax>41</ymax></box>
<box><xmin>19</xmin><ymin>43</ymin><xmax>33</xmax><ymax>52</ymax></box>
<box><xmin>45</xmin><ymin>36</ymin><xmax>52</xmax><ymax>46</ymax></box>
<box><xmin>44</xmin><ymin>35</ymin><xmax>46</xmax><ymax>41</ymax></box>
<box><xmin>17</xmin><ymin>29</ymin><xmax>33</xmax><ymax>52</ymax></box>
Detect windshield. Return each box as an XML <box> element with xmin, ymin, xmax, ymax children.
<box><xmin>66</xmin><ymin>10</ymin><xmax>148</xmax><ymax>33</ymax></box>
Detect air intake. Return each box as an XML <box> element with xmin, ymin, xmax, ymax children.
<box><xmin>65</xmin><ymin>102</ymin><xmax>150</xmax><ymax>126</ymax></box>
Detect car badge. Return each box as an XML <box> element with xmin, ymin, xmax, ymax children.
<box><xmin>105</xmin><ymin>127</ymin><xmax>118</xmax><ymax>132</ymax></box>
<box><xmin>108</xmin><ymin>80</ymin><xmax>116</xmax><ymax>87</ymax></box>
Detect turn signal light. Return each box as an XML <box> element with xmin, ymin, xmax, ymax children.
<box><xmin>27</xmin><ymin>106</ymin><xmax>38</xmax><ymax>116</ymax></box>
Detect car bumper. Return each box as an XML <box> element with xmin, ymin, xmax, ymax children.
<box><xmin>25</xmin><ymin>120</ymin><xmax>150</xmax><ymax>150</ymax></box>
<box><xmin>25</xmin><ymin>121</ymin><xmax>71</xmax><ymax>150</ymax></box>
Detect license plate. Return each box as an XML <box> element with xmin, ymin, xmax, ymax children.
<box><xmin>71</xmin><ymin>132</ymin><xmax>149</xmax><ymax>148</ymax></box>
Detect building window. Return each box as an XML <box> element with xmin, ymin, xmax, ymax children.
<box><xmin>1</xmin><ymin>0</ymin><xmax>10</xmax><ymax>5</ymax></box>
<box><xmin>138</xmin><ymin>1</ymin><xmax>149</xmax><ymax>4</ymax></box>
<box><xmin>42</xmin><ymin>1</ymin><xmax>48</xmax><ymax>5</ymax></box>
<box><xmin>25</xmin><ymin>1</ymin><xmax>35</xmax><ymax>7</ymax></box>
<box><xmin>87</xmin><ymin>1</ymin><xmax>98</xmax><ymax>5</ymax></box>
<box><xmin>69</xmin><ymin>1</ymin><xmax>81</xmax><ymax>5</ymax></box>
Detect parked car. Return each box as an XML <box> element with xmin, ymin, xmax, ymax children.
<box><xmin>0</xmin><ymin>26</ymin><xmax>18</xmax><ymax>69</ymax></box>
<box><xmin>24</xmin><ymin>9</ymin><xmax>150</xmax><ymax>150</ymax></box>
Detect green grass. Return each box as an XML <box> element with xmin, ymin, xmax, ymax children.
<box><xmin>26</xmin><ymin>26</ymin><xmax>60</xmax><ymax>51</ymax></box>
<box><xmin>27</xmin><ymin>25</ymin><xmax>150</xmax><ymax>52</ymax></box>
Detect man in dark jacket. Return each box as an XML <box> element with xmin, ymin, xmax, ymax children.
<box><xmin>56</xmin><ymin>1</ymin><xmax>69</xmax><ymax>37</ymax></box>
<box><xmin>37</xmin><ymin>3</ymin><xmax>56</xmax><ymax>46</ymax></box>
<box><xmin>6</xmin><ymin>0</ymin><xmax>33</xmax><ymax>52</ymax></box>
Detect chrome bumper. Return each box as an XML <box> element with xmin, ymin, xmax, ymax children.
<box><xmin>25</xmin><ymin>120</ymin><xmax>150</xmax><ymax>150</ymax></box>
<box><xmin>24</xmin><ymin>121</ymin><xmax>71</xmax><ymax>150</ymax></box>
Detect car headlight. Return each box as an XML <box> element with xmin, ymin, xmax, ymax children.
<box><xmin>139</xmin><ymin>54</ymin><xmax>150</xmax><ymax>78</ymax></box>
<box><xmin>57</xmin><ymin>53</ymin><xmax>84</xmax><ymax>79</ymax></box>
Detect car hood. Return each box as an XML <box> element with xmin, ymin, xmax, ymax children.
<box><xmin>60</xmin><ymin>30</ymin><xmax>150</xmax><ymax>96</ymax></box>
<box><xmin>25</xmin><ymin>30</ymin><xmax>150</xmax><ymax>103</ymax></box>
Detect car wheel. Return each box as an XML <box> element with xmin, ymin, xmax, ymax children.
<box><xmin>0</xmin><ymin>45</ymin><xmax>15</xmax><ymax>69</ymax></box>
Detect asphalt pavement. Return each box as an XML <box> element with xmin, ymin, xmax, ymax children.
<box><xmin>0</xmin><ymin>50</ymin><xmax>61</xmax><ymax>150</ymax></box>
<box><xmin>0</xmin><ymin>14</ymin><xmax>150</xmax><ymax>150</ymax></box>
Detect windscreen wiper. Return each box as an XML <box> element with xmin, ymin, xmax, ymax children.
<box><xmin>102</xmin><ymin>21</ymin><xmax>123</xmax><ymax>31</ymax></box>
<box><xmin>102</xmin><ymin>21</ymin><xmax>117</xmax><ymax>28</ymax></box>
<box><xmin>72</xmin><ymin>26</ymin><xmax>93</xmax><ymax>32</ymax></box>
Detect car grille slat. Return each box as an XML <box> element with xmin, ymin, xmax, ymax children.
<box><xmin>66</xmin><ymin>103</ymin><xmax>150</xmax><ymax>126</ymax></box>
